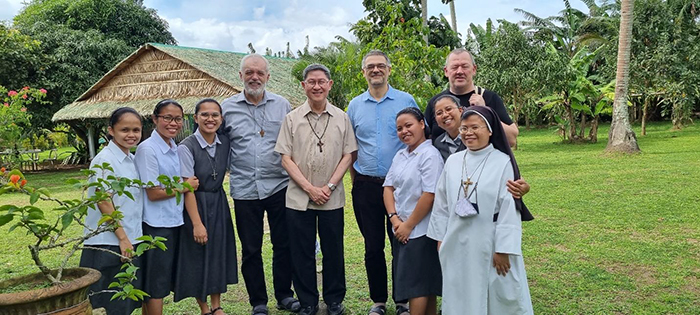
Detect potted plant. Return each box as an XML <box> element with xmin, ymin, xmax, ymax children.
<box><xmin>0</xmin><ymin>163</ymin><xmax>188</xmax><ymax>314</ymax></box>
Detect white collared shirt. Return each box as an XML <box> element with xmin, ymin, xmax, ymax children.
<box><xmin>84</xmin><ymin>141</ymin><xmax>143</xmax><ymax>245</ymax></box>
<box><xmin>135</xmin><ymin>129</ymin><xmax>184</xmax><ymax>228</ymax></box>
<box><xmin>383</xmin><ymin>140</ymin><xmax>444</xmax><ymax>239</ymax></box>
<box><xmin>441</xmin><ymin>133</ymin><xmax>462</xmax><ymax>154</ymax></box>
<box><xmin>177</xmin><ymin>129</ymin><xmax>221</xmax><ymax>178</ymax></box>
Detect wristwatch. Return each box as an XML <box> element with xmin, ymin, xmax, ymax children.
<box><xmin>327</xmin><ymin>183</ymin><xmax>337</xmax><ymax>191</ymax></box>
<box><xmin>388</xmin><ymin>212</ymin><xmax>398</xmax><ymax>219</ymax></box>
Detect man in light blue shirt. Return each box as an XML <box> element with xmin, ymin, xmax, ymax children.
<box><xmin>346</xmin><ymin>50</ymin><xmax>418</xmax><ymax>315</ymax></box>
<box><xmin>221</xmin><ymin>53</ymin><xmax>300</xmax><ymax>315</ymax></box>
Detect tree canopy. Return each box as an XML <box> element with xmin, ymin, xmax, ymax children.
<box><xmin>8</xmin><ymin>0</ymin><xmax>176</xmax><ymax>131</ymax></box>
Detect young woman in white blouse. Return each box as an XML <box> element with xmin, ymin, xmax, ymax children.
<box><xmin>383</xmin><ymin>107</ymin><xmax>444</xmax><ymax>315</ymax></box>
<box><xmin>79</xmin><ymin>107</ymin><xmax>145</xmax><ymax>315</ymax></box>
<box><xmin>135</xmin><ymin>99</ymin><xmax>199</xmax><ymax>315</ymax></box>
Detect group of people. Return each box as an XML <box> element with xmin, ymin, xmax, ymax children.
<box><xmin>79</xmin><ymin>47</ymin><xmax>535</xmax><ymax>315</ymax></box>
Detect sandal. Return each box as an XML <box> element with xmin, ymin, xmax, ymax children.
<box><xmin>210</xmin><ymin>306</ymin><xmax>225</xmax><ymax>315</ymax></box>
<box><xmin>396</xmin><ymin>304</ymin><xmax>410</xmax><ymax>315</ymax></box>
<box><xmin>276</xmin><ymin>296</ymin><xmax>301</xmax><ymax>312</ymax></box>
<box><xmin>368</xmin><ymin>304</ymin><xmax>386</xmax><ymax>315</ymax></box>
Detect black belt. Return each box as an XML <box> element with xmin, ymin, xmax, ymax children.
<box><xmin>354</xmin><ymin>173</ymin><xmax>385</xmax><ymax>184</ymax></box>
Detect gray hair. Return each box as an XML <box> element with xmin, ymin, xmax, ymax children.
<box><xmin>303</xmin><ymin>63</ymin><xmax>331</xmax><ymax>80</ymax></box>
<box><xmin>434</xmin><ymin>94</ymin><xmax>462</xmax><ymax>110</ymax></box>
<box><xmin>445</xmin><ymin>48</ymin><xmax>476</xmax><ymax>68</ymax></box>
<box><xmin>240</xmin><ymin>53</ymin><xmax>269</xmax><ymax>73</ymax></box>
<box><xmin>362</xmin><ymin>49</ymin><xmax>392</xmax><ymax>68</ymax></box>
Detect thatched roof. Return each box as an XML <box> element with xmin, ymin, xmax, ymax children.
<box><xmin>52</xmin><ymin>43</ymin><xmax>305</xmax><ymax>121</ymax></box>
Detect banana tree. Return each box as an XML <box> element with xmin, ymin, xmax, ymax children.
<box><xmin>539</xmin><ymin>44</ymin><xmax>604</xmax><ymax>142</ymax></box>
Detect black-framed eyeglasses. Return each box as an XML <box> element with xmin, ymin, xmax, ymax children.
<box><xmin>156</xmin><ymin>115</ymin><xmax>184</xmax><ymax>124</ymax></box>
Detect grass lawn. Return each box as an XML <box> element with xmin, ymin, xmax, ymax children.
<box><xmin>0</xmin><ymin>121</ymin><xmax>698</xmax><ymax>314</ymax></box>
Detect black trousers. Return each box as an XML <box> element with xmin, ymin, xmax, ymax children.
<box><xmin>79</xmin><ymin>245</ymin><xmax>143</xmax><ymax>315</ymax></box>
<box><xmin>233</xmin><ymin>187</ymin><xmax>294</xmax><ymax>307</ymax></box>
<box><xmin>286</xmin><ymin>207</ymin><xmax>346</xmax><ymax>309</ymax></box>
<box><xmin>352</xmin><ymin>177</ymin><xmax>406</xmax><ymax>304</ymax></box>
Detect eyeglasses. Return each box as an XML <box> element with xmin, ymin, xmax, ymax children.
<box><xmin>304</xmin><ymin>79</ymin><xmax>328</xmax><ymax>87</ymax></box>
<box><xmin>458</xmin><ymin>125</ymin><xmax>487</xmax><ymax>134</ymax></box>
<box><xmin>364</xmin><ymin>63</ymin><xmax>388</xmax><ymax>71</ymax></box>
<box><xmin>156</xmin><ymin>115</ymin><xmax>184</xmax><ymax>124</ymax></box>
<box><xmin>435</xmin><ymin>106</ymin><xmax>457</xmax><ymax>117</ymax></box>
<box><xmin>198</xmin><ymin>112</ymin><xmax>221</xmax><ymax>119</ymax></box>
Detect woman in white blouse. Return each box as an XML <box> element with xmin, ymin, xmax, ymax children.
<box><xmin>383</xmin><ymin>107</ymin><xmax>444</xmax><ymax>315</ymax></box>
<box><xmin>135</xmin><ymin>99</ymin><xmax>199</xmax><ymax>315</ymax></box>
<box><xmin>79</xmin><ymin>107</ymin><xmax>145</xmax><ymax>315</ymax></box>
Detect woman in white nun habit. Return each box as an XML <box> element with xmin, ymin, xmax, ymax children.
<box><xmin>427</xmin><ymin>105</ymin><xmax>534</xmax><ymax>315</ymax></box>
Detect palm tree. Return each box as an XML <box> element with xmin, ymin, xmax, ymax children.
<box><xmin>515</xmin><ymin>0</ymin><xmax>614</xmax><ymax>57</ymax></box>
<box><xmin>421</xmin><ymin>0</ymin><xmax>428</xmax><ymax>43</ymax></box>
<box><xmin>442</xmin><ymin>0</ymin><xmax>458</xmax><ymax>31</ymax></box>
<box><xmin>606</xmin><ymin>0</ymin><xmax>640</xmax><ymax>153</ymax></box>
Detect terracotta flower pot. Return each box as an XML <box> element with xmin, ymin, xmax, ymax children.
<box><xmin>0</xmin><ymin>267</ymin><xmax>101</xmax><ymax>315</ymax></box>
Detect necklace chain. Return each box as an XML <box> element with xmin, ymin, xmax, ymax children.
<box><xmin>460</xmin><ymin>150</ymin><xmax>492</xmax><ymax>198</ymax></box>
<box><xmin>306</xmin><ymin>113</ymin><xmax>330</xmax><ymax>152</ymax></box>
<box><xmin>204</xmin><ymin>148</ymin><xmax>218</xmax><ymax>181</ymax></box>
<box><xmin>246</xmin><ymin>103</ymin><xmax>266</xmax><ymax>136</ymax></box>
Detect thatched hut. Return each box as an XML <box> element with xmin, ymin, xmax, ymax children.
<box><xmin>52</xmin><ymin>43</ymin><xmax>305</xmax><ymax>158</ymax></box>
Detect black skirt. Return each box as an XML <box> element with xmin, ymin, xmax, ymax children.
<box><xmin>172</xmin><ymin>189</ymin><xmax>238</xmax><ymax>302</ymax></box>
<box><xmin>79</xmin><ymin>245</ymin><xmax>143</xmax><ymax>315</ymax></box>
<box><xmin>392</xmin><ymin>235</ymin><xmax>442</xmax><ymax>301</ymax></box>
<box><xmin>140</xmin><ymin>224</ymin><xmax>179</xmax><ymax>299</ymax></box>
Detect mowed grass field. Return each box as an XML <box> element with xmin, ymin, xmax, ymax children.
<box><xmin>1</xmin><ymin>121</ymin><xmax>698</xmax><ymax>314</ymax></box>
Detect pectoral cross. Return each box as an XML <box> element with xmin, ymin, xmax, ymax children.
<box><xmin>463</xmin><ymin>177</ymin><xmax>474</xmax><ymax>196</ymax></box>
<box><xmin>259</xmin><ymin>129</ymin><xmax>265</xmax><ymax>137</ymax></box>
<box><xmin>317</xmin><ymin>140</ymin><xmax>324</xmax><ymax>152</ymax></box>
<box><xmin>211</xmin><ymin>170</ymin><xmax>218</xmax><ymax>181</ymax></box>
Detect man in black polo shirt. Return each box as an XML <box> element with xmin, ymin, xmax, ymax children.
<box><xmin>425</xmin><ymin>48</ymin><xmax>530</xmax><ymax>198</ymax></box>
<box><xmin>424</xmin><ymin>48</ymin><xmax>519</xmax><ymax>147</ymax></box>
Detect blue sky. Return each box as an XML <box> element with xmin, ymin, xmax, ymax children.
<box><xmin>1</xmin><ymin>0</ymin><xmax>589</xmax><ymax>54</ymax></box>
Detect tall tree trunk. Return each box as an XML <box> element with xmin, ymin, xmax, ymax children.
<box><xmin>589</xmin><ymin>116</ymin><xmax>599</xmax><ymax>143</ymax></box>
<box><xmin>512</xmin><ymin>92</ymin><xmax>521</xmax><ymax>125</ymax></box>
<box><xmin>449</xmin><ymin>0</ymin><xmax>458</xmax><ymax>32</ymax></box>
<box><xmin>565</xmin><ymin>103</ymin><xmax>576</xmax><ymax>141</ymax></box>
<box><xmin>421</xmin><ymin>0</ymin><xmax>429</xmax><ymax>44</ymax></box>
<box><xmin>641</xmin><ymin>96</ymin><xmax>649</xmax><ymax>135</ymax></box>
<box><xmin>525</xmin><ymin>114</ymin><xmax>531</xmax><ymax>130</ymax></box>
<box><xmin>606</xmin><ymin>0</ymin><xmax>640</xmax><ymax>153</ymax></box>
<box><xmin>579</xmin><ymin>111</ymin><xmax>586</xmax><ymax>140</ymax></box>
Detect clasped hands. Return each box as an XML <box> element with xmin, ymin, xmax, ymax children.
<box><xmin>307</xmin><ymin>185</ymin><xmax>332</xmax><ymax>205</ymax></box>
<box><xmin>389</xmin><ymin>215</ymin><xmax>413</xmax><ymax>245</ymax></box>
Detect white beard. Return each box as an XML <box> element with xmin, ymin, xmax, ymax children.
<box><xmin>245</xmin><ymin>82</ymin><xmax>266</xmax><ymax>98</ymax></box>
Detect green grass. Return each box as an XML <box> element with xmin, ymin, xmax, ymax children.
<box><xmin>0</xmin><ymin>121</ymin><xmax>698</xmax><ymax>314</ymax></box>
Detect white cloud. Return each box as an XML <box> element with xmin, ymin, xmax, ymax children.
<box><xmin>253</xmin><ymin>6</ymin><xmax>265</xmax><ymax>20</ymax></box>
<box><xmin>163</xmin><ymin>4</ymin><xmax>361</xmax><ymax>56</ymax></box>
<box><xmin>166</xmin><ymin>17</ymin><xmax>234</xmax><ymax>50</ymax></box>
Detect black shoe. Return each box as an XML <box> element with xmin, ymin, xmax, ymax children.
<box><xmin>328</xmin><ymin>302</ymin><xmax>345</xmax><ymax>315</ymax></box>
<box><xmin>277</xmin><ymin>296</ymin><xmax>301</xmax><ymax>312</ymax></box>
<box><xmin>252</xmin><ymin>304</ymin><xmax>269</xmax><ymax>315</ymax></box>
<box><xmin>298</xmin><ymin>305</ymin><xmax>318</xmax><ymax>315</ymax></box>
